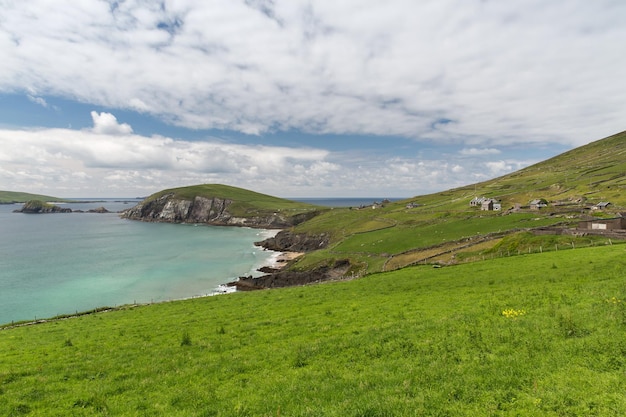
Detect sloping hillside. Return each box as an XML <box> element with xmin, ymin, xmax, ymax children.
<box><xmin>279</xmin><ymin>130</ymin><xmax>626</xmax><ymax>278</ymax></box>
<box><xmin>451</xmin><ymin>129</ymin><xmax>626</xmax><ymax>208</ymax></box>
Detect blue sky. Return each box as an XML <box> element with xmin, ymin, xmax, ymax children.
<box><xmin>0</xmin><ymin>1</ymin><xmax>624</xmax><ymax>198</ymax></box>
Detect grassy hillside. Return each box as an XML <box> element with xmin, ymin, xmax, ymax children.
<box><xmin>143</xmin><ymin>183</ymin><xmax>323</xmax><ymax>218</ymax></box>
<box><xmin>452</xmin><ymin>129</ymin><xmax>626</xmax><ymax>208</ymax></box>
<box><xmin>2</xmin><ymin>244</ymin><xmax>626</xmax><ymax>416</ymax></box>
<box><xmin>0</xmin><ymin>191</ymin><xmax>66</xmax><ymax>204</ymax></box>
<box><xmin>285</xmin><ymin>130</ymin><xmax>626</xmax><ymax>275</ymax></box>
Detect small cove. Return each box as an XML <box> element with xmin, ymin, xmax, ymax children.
<box><xmin>0</xmin><ymin>200</ymin><xmax>278</xmax><ymax>324</ymax></box>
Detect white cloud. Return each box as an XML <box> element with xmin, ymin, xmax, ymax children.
<box><xmin>0</xmin><ymin>112</ymin><xmax>339</xmax><ymax>197</ymax></box>
<box><xmin>27</xmin><ymin>94</ymin><xmax>48</xmax><ymax>108</ymax></box>
<box><xmin>0</xmin><ymin>115</ymin><xmax>536</xmax><ymax>197</ymax></box>
<box><xmin>0</xmin><ymin>0</ymin><xmax>624</xmax><ymax>147</ymax></box>
<box><xmin>90</xmin><ymin>111</ymin><xmax>133</xmax><ymax>135</ymax></box>
<box><xmin>460</xmin><ymin>148</ymin><xmax>501</xmax><ymax>156</ymax></box>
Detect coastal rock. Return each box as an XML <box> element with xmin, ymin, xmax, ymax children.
<box><xmin>231</xmin><ymin>259</ymin><xmax>351</xmax><ymax>290</ymax></box>
<box><xmin>122</xmin><ymin>193</ymin><xmax>197</xmax><ymax>222</ymax></box>
<box><xmin>14</xmin><ymin>200</ymin><xmax>72</xmax><ymax>213</ymax></box>
<box><xmin>87</xmin><ymin>206</ymin><xmax>110</xmax><ymax>213</ymax></box>
<box><xmin>255</xmin><ymin>230</ymin><xmax>330</xmax><ymax>252</ymax></box>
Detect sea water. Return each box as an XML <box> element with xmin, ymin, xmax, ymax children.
<box><xmin>0</xmin><ymin>200</ymin><xmax>279</xmax><ymax>324</ymax></box>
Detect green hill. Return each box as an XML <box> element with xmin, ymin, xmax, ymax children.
<box><xmin>452</xmin><ymin>129</ymin><xmax>626</xmax><ymax>208</ymax></box>
<box><xmin>0</xmin><ymin>191</ymin><xmax>66</xmax><ymax>204</ymax></box>
<box><xmin>123</xmin><ymin>184</ymin><xmax>325</xmax><ymax>228</ymax></box>
<box><xmin>142</xmin><ymin>183</ymin><xmax>323</xmax><ymax>218</ymax></box>
<box><xmin>284</xmin><ymin>130</ymin><xmax>626</xmax><ymax>275</ymax></box>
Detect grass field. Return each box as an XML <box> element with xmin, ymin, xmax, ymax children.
<box><xmin>2</xmin><ymin>244</ymin><xmax>626</xmax><ymax>416</ymax></box>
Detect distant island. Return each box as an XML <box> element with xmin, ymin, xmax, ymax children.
<box><xmin>12</xmin><ymin>200</ymin><xmax>111</xmax><ymax>214</ymax></box>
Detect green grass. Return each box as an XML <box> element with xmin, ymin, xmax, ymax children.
<box><xmin>0</xmin><ymin>191</ymin><xmax>66</xmax><ymax>204</ymax></box>
<box><xmin>2</xmin><ymin>245</ymin><xmax>626</xmax><ymax>416</ymax></box>
<box><xmin>332</xmin><ymin>213</ymin><xmax>564</xmax><ymax>256</ymax></box>
<box><xmin>449</xmin><ymin>129</ymin><xmax>626</xmax><ymax>208</ymax></box>
<box><xmin>290</xmin><ymin>209</ymin><xmax>571</xmax><ymax>274</ymax></box>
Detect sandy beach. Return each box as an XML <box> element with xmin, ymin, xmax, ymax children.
<box><xmin>270</xmin><ymin>251</ymin><xmax>304</xmax><ymax>268</ymax></box>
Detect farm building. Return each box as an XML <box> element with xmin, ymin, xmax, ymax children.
<box><xmin>578</xmin><ymin>216</ymin><xmax>626</xmax><ymax>230</ymax></box>
<box><xmin>529</xmin><ymin>199</ymin><xmax>548</xmax><ymax>210</ymax></box>
<box><xmin>481</xmin><ymin>199</ymin><xmax>493</xmax><ymax>211</ymax></box>
<box><xmin>479</xmin><ymin>198</ymin><xmax>501</xmax><ymax>211</ymax></box>
<box><xmin>470</xmin><ymin>197</ymin><xmax>501</xmax><ymax>211</ymax></box>
<box><xmin>592</xmin><ymin>201</ymin><xmax>611</xmax><ymax>210</ymax></box>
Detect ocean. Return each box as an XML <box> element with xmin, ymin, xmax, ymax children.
<box><xmin>0</xmin><ymin>200</ymin><xmax>279</xmax><ymax>325</ymax></box>
<box><xmin>0</xmin><ymin>197</ymin><xmax>404</xmax><ymax>325</ymax></box>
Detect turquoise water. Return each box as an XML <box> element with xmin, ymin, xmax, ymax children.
<box><xmin>0</xmin><ymin>201</ymin><xmax>278</xmax><ymax>324</ymax></box>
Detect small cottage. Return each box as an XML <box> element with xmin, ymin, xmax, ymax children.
<box><xmin>529</xmin><ymin>199</ymin><xmax>548</xmax><ymax>210</ymax></box>
<box><xmin>592</xmin><ymin>201</ymin><xmax>611</xmax><ymax>210</ymax></box>
<box><xmin>479</xmin><ymin>198</ymin><xmax>501</xmax><ymax>211</ymax></box>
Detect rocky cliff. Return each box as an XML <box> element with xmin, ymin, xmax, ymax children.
<box><xmin>254</xmin><ymin>230</ymin><xmax>330</xmax><ymax>252</ymax></box>
<box><xmin>231</xmin><ymin>259</ymin><xmax>351</xmax><ymax>290</ymax></box>
<box><xmin>121</xmin><ymin>193</ymin><xmax>318</xmax><ymax>228</ymax></box>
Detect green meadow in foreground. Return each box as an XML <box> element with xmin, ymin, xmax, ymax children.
<box><xmin>2</xmin><ymin>244</ymin><xmax>626</xmax><ymax>416</ymax></box>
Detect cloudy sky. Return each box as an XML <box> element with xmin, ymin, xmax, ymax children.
<box><xmin>1</xmin><ymin>0</ymin><xmax>624</xmax><ymax>198</ymax></box>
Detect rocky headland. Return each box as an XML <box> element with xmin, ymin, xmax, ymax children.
<box><xmin>121</xmin><ymin>193</ymin><xmax>318</xmax><ymax>229</ymax></box>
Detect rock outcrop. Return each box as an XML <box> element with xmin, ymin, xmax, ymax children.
<box><xmin>87</xmin><ymin>206</ymin><xmax>110</xmax><ymax>213</ymax></box>
<box><xmin>255</xmin><ymin>230</ymin><xmax>330</xmax><ymax>252</ymax></box>
<box><xmin>230</xmin><ymin>259</ymin><xmax>351</xmax><ymax>290</ymax></box>
<box><xmin>121</xmin><ymin>193</ymin><xmax>318</xmax><ymax>228</ymax></box>
<box><xmin>14</xmin><ymin>200</ymin><xmax>72</xmax><ymax>213</ymax></box>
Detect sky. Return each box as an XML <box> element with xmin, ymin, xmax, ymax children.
<box><xmin>0</xmin><ymin>1</ymin><xmax>624</xmax><ymax>198</ymax></box>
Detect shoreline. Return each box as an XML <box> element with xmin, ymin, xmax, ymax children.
<box><xmin>0</xmin><ymin>228</ymin><xmax>295</xmax><ymax>328</ymax></box>
<box><xmin>1</xmin><ymin>248</ymin><xmax>305</xmax><ymax>329</ymax></box>
<box><xmin>267</xmin><ymin>250</ymin><xmax>304</xmax><ymax>269</ymax></box>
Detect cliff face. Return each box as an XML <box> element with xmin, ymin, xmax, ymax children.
<box><xmin>121</xmin><ymin>193</ymin><xmax>316</xmax><ymax>228</ymax></box>
<box><xmin>231</xmin><ymin>259</ymin><xmax>351</xmax><ymax>290</ymax></box>
<box><xmin>255</xmin><ymin>230</ymin><xmax>330</xmax><ymax>252</ymax></box>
